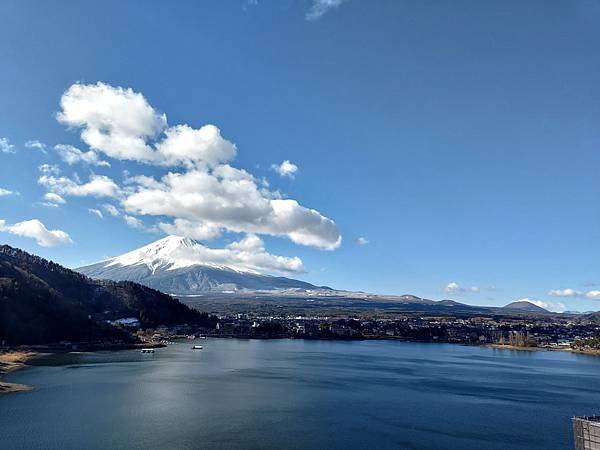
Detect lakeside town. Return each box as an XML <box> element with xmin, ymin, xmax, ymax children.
<box><xmin>127</xmin><ymin>312</ymin><xmax>600</xmax><ymax>354</ymax></box>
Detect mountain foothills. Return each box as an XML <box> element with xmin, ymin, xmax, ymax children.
<box><xmin>0</xmin><ymin>245</ymin><xmax>216</xmax><ymax>345</ymax></box>
<box><xmin>5</xmin><ymin>238</ymin><xmax>595</xmax><ymax>348</ymax></box>
<box><xmin>76</xmin><ymin>236</ymin><xmax>561</xmax><ymax>317</ymax></box>
<box><xmin>77</xmin><ymin>236</ymin><xmax>326</xmax><ymax>294</ymax></box>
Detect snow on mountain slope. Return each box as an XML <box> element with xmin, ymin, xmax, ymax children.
<box><xmin>103</xmin><ymin>235</ymin><xmax>245</xmax><ymax>273</ymax></box>
<box><xmin>76</xmin><ymin>236</ymin><xmax>321</xmax><ymax>294</ymax></box>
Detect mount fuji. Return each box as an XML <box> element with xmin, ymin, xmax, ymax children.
<box><xmin>76</xmin><ymin>236</ymin><xmax>326</xmax><ymax>295</ymax></box>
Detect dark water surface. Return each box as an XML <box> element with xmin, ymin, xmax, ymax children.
<box><xmin>2</xmin><ymin>339</ymin><xmax>599</xmax><ymax>449</ymax></box>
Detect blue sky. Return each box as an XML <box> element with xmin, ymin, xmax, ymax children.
<box><xmin>1</xmin><ymin>0</ymin><xmax>599</xmax><ymax>311</ymax></box>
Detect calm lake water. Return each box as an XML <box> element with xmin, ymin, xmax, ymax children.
<box><xmin>2</xmin><ymin>339</ymin><xmax>599</xmax><ymax>449</ymax></box>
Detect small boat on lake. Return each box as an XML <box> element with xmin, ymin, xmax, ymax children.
<box><xmin>192</xmin><ymin>345</ymin><xmax>203</xmax><ymax>350</ymax></box>
<box><xmin>140</xmin><ymin>348</ymin><xmax>155</xmax><ymax>354</ymax></box>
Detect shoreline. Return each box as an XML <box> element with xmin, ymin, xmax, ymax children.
<box><xmin>0</xmin><ymin>350</ymin><xmax>42</xmax><ymax>395</ymax></box>
<box><xmin>213</xmin><ymin>336</ymin><xmax>600</xmax><ymax>357</ymax></box>
<box><xmin>0</xmin><ymin>342</ymin><xmax>165</xmax><ymax>395</ymax></box>
<box><xmin>2</xmin><ymin>339</ymin><xmax>599</xmax><ymax>395</ymax></box>
<box><xmin>487</xmin><ymin>343</ymin><xmax>600</xmax><ymax>357</ymax></box>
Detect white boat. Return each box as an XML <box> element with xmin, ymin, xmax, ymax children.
<box><xmin>140</xmin><ymin>348</ymin><xmax>155</xmax><ymax>354</ymax></box>
<box><xmin>192</xmin><ymin>345</ymin><xmax>203</xmax><ymax>350</ymax></box>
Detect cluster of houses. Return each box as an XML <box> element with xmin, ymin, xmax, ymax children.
<box><xmin>102</xmin><ymin>310</ymin><xmax>600</xmax><ymax>349</ymax></box>
<box><xmin>202</xmin><ymin>313</ymin><xmax>600</xmax><ymax>346</ymax></box>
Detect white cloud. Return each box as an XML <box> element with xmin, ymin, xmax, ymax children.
<box><xmin>0</xmin><ymin>188</ymin><xmax>16</xmax><ymax>196</ymax></box>
<box><xmin>57</xmin><ymin>82</ymin><xmax>167</xmax><ymax>162</ymax></box>
<box><xmin>518</xmin><ymin>298</ymin><xmax>567</xmax><ymax>313</ymax></box>
<box><xmin>54</xmin><ymin>81</ymin><xmax>341</xmax><ymax>249</ymax></box>
<box><xmin>445</xmin><ymin>282</ymin><xmax>461</xmax><ymax>293</ymax></box>
<box><xmin>272</xmin><ymin>160</ymin><xmax>298</xmax><ymax>178</ymax></box>
<box><xmin>586</xmin><ymin>290</ymin><xmax>600</xmax><ymax>300</ymax></box>
<box><xmin>42</xmin><ymin>192</ymin><xmax>66</xmax><ymax>205</ymax></box>
<box><xmin>39</xmin><ymin>174</ymin><xmax>120</xmax><ymax>198</ymax></box>
<box><xmin>123</xmin><ymin>174</ymin><xmax>163</xmax><ymax>189</ymax></box>
<box><xmin>306</xmin><ymin>0</ymin><xmax>346</xmax><ymax>21</ymax></box>
<box><xmin>122</xmin><ymin>166</ymin><xmax>340</xmax><ymax>249</ymax></box>
<box><xmin>548</xmin><ymin>288</ymin><xmax>600</xmax><ymax>300</ymax></box>
<box><xmin>54</xmin><ymin>144</ymin><xmax>110</xmax><ymax>167</ymax></box>
<box><xmin>0</xmin><ymin>218</ymin><xmax>73</xmax><ymax>247</ymax></box>
<box><xmin>102</xmin><ymin>203</ymin><xmax>120</xmax><ymax>217</ymax></box>
<box><xmin>156</xmin><ymin>124</ymin><xmax>237</xmax><ymax>168</ymax></box>
<box><xmin>58</xmin><ymin>83</ymin><xmax>239</xmax><ymax>169</ymax></box>
<box><xmin>548</xmin><ymin>288</ymin><xmax>583</xmax><ymax>297</ymax></box>
<box><xmin>88</xmin><ymin>208</ymin><xmax>104</xmax><ymax>219</ymax></box>
<box><xmin>0</xmin><ymin>137</ymin><xmax>15</xmax><ymax>153</ymax></box>
<box><xmin>123</xmin><ymin>215</ymin><xmax>145</xmax><ymax>229</ymax></box>
<box><xmin>25</xmin><ymin>140</ymin><xmax>47</xmax><ymax>153</ymax></box>
<box><xmin>158</xmin><ymin>218</ymin><xmax>221</xmax><ymax>241</ymax></box>
<box><xmin>445</xmin><ymin>282</ymin><xmax>481</xmax><ymax>294</ymax></box>
<box><xmin>38</xmin><ymin>164</ymin><xmax>61</xmax><ymax>176</ymax></box>
<box><xmin>223</xmin><ymin>234</ymin><xmax>304</xmax><ymax>273</ymax></box>
<box><xmin>355</xmin><ymin>236</ymin><xmax>369</xmax><ymax>245</ymax></box>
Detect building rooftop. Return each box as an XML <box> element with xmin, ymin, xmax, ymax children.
<box><xmin>573</xmin><ymin>416</ymin><xmax>600</xmax><ymax>450</ymax></box>
<box><xmin>575</xmin><ymin>416</ymin><xmax>600</xmax><ymax>424</ymax></box>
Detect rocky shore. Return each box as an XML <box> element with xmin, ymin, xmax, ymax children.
<box><xmin>0</xmin><ymin>351</ymin><xmax>41</xmax><ymax>395</ymax></box>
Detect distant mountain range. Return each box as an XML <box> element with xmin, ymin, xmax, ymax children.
<box><xmin>3</xmin><ymin>240</ymin><xmax>596</xmax><ymax>347</ymax></box>
<box><xmin>77</xmin><ymin>236</ymin><xmax>328</xmax><ymax>294</ymax></box>
<box><xmin>74</xmin><ymin>236</ymin><xmax>563</xmax><ymax>316</ymax></box>
<box><xmin>0</xmin><ymin>244</ymin><xmax>215</xmax><ymax>345</ymax></box>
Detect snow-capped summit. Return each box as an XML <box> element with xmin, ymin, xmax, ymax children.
<box><xmin>104</xmin><ymin>235</ymin><xmax>236</xmax><ymax>274</ymax></box>
<box><xmin>77</xmin><ymin>235</ymin><xmax>321</xmax><ymax>294</ymax></box>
